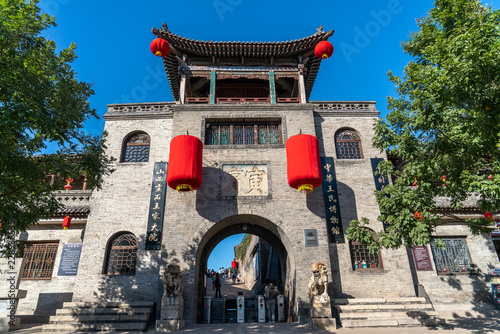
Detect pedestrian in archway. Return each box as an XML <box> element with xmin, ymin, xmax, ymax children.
<box><xmin>215</xmin><ymin>273</ymin><xmax>222</xmax><ymax>298</ymax></box>
<box><xmin>264</xmin><ymin>281</ymin><xmax>279</xmax><ymax>323</ymax></box>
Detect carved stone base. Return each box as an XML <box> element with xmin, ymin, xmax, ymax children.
<box><xmin>161</xmin><ymin>295</ymin><xmax>183</xmax><ymax>320</ymax></box>
<box><xmin>311</xmin><ymin>295</ymin><xmax>332</xmax><ymax>318</ymax></box>
<box><xmin>311</xmin><ymin>317</ymin><xmax>336</xmax><ymax>331</ymax></box>
<box><xmin>156</xmin><ymin>319</ymin><xmax>185</xmax><ymax>332</ymax></box>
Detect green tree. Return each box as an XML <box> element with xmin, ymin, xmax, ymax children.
<box><xmin>347</xmin><ymin>0</ymin><xmax>500</xmax><ymax>251</ymax></box>
<box><xmin>0</xmin><ymin>0</ymin><xmax>114</xmax><ymax>241</ymax></box>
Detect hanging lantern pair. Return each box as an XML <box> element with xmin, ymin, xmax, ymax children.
<box><xmin>414</xmin><ymin>212</ymin><xmax>422</xmax><ymax>221</ymax></box>
<box><xmin>286</xmin><ymin>134</ymin><xmax>322</xmax><ymax>194</ymax></box>
<box><xmin>150</xmin><ymin>38</ymin><xmax>170</xmax><ymax>57</ymax></box>
<box><xmin>167</xmin><ymin>135</ymin><xmax>203</xmax><ymax>192</ymax></box>
<box><xmin>314</xmin><ymin>41</ymin><xmax>334</xmax><ymax>59</ymax></box>
<box><xmin>63</xmin><ymin>216</ymin><xmax>71</xmax><ymax>230</ymax></box>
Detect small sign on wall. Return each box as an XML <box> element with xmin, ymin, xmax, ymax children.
<box><xmin>412</xmin><ymin>246</ymin><xmax>433</xmax><ymax>271</ymax></box>
<box><xmin>304</xmin><ymin>229</ymin><xmax>318</xmax><ymax>247</ymax></box>
<box><xmin>57</xmin><ymin>243</ymin><xmax>82</xmax><ymax>276</ymax></box>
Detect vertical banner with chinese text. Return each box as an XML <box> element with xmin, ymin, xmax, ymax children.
<box><xmin>320</xmin><ymin>157</ymin><xmax>345</xmax><ymax>243</ymax></box>
<box><xmin>371</xmin><ymin>158</ymin><xmax>391</xmax><ymax>232</ymax></box>
<box><xmin>145</xmin><ymin>162</ymin><xmax>168</xmax><ymax>250</ymax></box>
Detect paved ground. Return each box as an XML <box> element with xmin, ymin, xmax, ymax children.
<box><xmin>205</xmin><ymin>276</ymin><xmax>254</xmax><ymax>299</ymax></box>
<box><xmin>11</xmin><ymin>318</ymin><xmax>500</xmax><ymax>334</ymax></box>
<box><xmin>11</xmin><ymin>279</ymin><xmax>500</xmax><ymax>333</ymax></box>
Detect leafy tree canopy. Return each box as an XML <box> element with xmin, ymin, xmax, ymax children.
<box><xmin>0</xmin><ymin>0</ymin><xmax>114</xmax><ymax>239</ymax></box>
<box><xmin>346</xmin><ymin>0</ymin><xmax>500</xmax><ymax>251</ymax></box>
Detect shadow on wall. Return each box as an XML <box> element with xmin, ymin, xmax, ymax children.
<box><xmin>196</xmin><ymin>166</ymin><xmax>238</xmax><ymax>220</ymax></box>
<box><xmin>93</xmin><ymin>231</ymin><xmax>202</xmax><ymax>322</ymax></box>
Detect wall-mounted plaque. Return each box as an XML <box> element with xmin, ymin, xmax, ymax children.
<box><xmin>304</xmin><ymin>229</ymin><xmax>318</xmax><ymax>247</ymax></box>
<box><xmin>145</xmin><ymin>162</ymin><xmax>168</xmax><ymax>250</ymax></box>
<box><xmin>222</xmin><ymin>164</ymin><xmax>268</xmax><ymax>197</ymax></box>
<box><xmin>413</xmin><ymin>246</ymin><xmax>433</xmax><ymax>271</ymax></box>
<box><xmin>57</xmin><ymin>243</ymin><xmax>82</xmax><ymax>276</ymax></box>
<box><xmin>320</xmin><ymin>157</ymin><xmax>345</xmax><ymax>243</ymax></box>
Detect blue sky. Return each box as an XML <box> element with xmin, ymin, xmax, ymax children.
<box><xmin>37</xmin><ymin>0</ymin><xmax>496</xmax><ymax>270</ymax></box>
<box><xmin>39</xmin><ymin>0</ymin><xmax>447</xmax><ymax>138</ymax></box>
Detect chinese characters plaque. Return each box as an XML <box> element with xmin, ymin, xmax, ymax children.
<box><xmin>57</xmin><ymin>243</ymin><xmax>82</xmax><ymax>276</ymax></box>
<box><xmin>412</xmin><ymin>246</ymin><xmax>433</xmax><ymax>271</ymax></box>
<box><xmin>320</xmin><ymin>157</ymin><xmax>345</xmax><ymax>243</ymax></box>
<box><xmin>222</xmin><ymin>164</ymin><xmax>268</xmax><ymax>197</ymax></box>
<box><xmin>145</xmin><ymin>162</ymin><xmax>168</xmax><ymax>250</ymax></box>
<box><xmin>371</xmin><ymin>158</ymin><xmax>391</xmax><ymax>232</ymax></box>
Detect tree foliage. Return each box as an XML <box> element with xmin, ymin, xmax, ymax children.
<box><xmin>346</xmin><ymin>0</ymin><xmax>500</xmax><ymax>251</ymax></box>
<box><xmin>0</xmin><ymin>0</ymin><xmax>114</xmax><ymax>236</ymax></box>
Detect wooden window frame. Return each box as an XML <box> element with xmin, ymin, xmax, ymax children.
<box><xmin>349</xmin><ymin>239</ymin><xmax>383</xmax><ymax>270</ymax></box>
<box><xmin>205</xmin><ymin>119</ymin><xmax>283</xmax><ymax>146</ymax></box>
<box><xmin>21</xmin><ymin>242</ymin><xmax>59</xmax><ymax>280</ymax></box>
<box><xmin>430</xmin><ymin>237</ymin><xmax>474</xmax><ymax>275</ymax></box>
<box><xmin>121</xmin><ymin>132</ymin><xmax>151</xmax><ymax>163</ymax></box>
<box><xmin>104</xmin><ymin>233</ymin><xmax>138</xmax><ymax>276</ymax></box>
<box><xmin>335</xmin><ymin>129</ymin><xmax>363</xmax><ymax>159</ymax></box>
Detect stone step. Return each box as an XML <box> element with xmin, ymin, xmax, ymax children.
<box><xmin>341</xmin><ymin>317</ymin><xmax>445</xmax><ymax>328</ymax></box>
<box><xmin>48</xmin><ymin>314</ymin><xmax>150</xmax><ymax>323</ymax></box>
<box><xmin>335</xmin><ymin>297</ymin><xmax>427</xmax><ymax>305</ymax></box>
<box><xmin>338</xmin><ymin>303</ymin><xmax>433</xmax><ymax>313</ymax></box>
<box><xmin>339</xmin><ymin>310</ymin><xmax>439</xmax><ymax>320</ymax></box>
<box><xmin>55</xmin><ymin>307</ymin><xmax>152</xmax><ymax>315</ymax></box>
<box><xmin>61</xmin><ymin>301</ymin><xmax>155</xmax><ymax>309</ymax></box>
<box><xmin>41</xmin><ymin>322</ymin><xmax>147</xmax><ymax>332</ymax></box>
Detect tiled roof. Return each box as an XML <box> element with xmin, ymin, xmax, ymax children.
<box><xmin>152</xmin><ymin>24</ymin><xmax>334</xmax><ymax>101</ymax></box>
<box><xmin>53</xmin><ymin>206</ymin><xmax>90</xmax><ymax>218</ymax></box>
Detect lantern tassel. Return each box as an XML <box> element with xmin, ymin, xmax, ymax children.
<box><xmin>176</xmin><ymin>184</ymin><xmax>193</xmax><ymax>192</ymax></box>
<box><xmin>298</xmin><ymin>184</ymin><xmax>313</xmax><ymax>194</ymax></box>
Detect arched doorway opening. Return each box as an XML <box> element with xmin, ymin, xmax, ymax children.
<box><xmin>193</xmin><ymin>214</ymin><xmax>296</xmax><ymax>324</ymax></box>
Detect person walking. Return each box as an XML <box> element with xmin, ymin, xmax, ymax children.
<box><xmin>264</xmin><ymin>281</ymin><xmax>279</xmax><ymax>323</ymax></box>
<box><xmin>215</xmin><ymin>273</ymin><xmax>222</xmax><ymax>298</ymax></box>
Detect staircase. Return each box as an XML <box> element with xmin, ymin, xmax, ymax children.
<box><xmin>41</xmin><ymin>301</ymin><xmax>155</xmax><ymax>332</ymax></box>
<box><xmin>335</xmin><ymin>297</ymin><xmax>445</xmax><ymax>328</ymax></box>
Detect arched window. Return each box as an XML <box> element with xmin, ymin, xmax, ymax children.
<box><xmin>122</xmin><ymin>132</ymin><xmax>150</xmax><ymax>162</ymax></box>
<box><xmin>335</xmin><ymin>129</ymin><xmax>363</xmax><ymax>159</ymax></box>
<box><xmin>349</xmin><ymin>231</ymin><xmax>382</xmax><ymax>270</ymax></box>
<box><xmin>104</xmin><ymin>233</ymin><xmax>138</xmax><ymax>275</ymax></box>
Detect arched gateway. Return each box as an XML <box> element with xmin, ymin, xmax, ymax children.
<box><xmin>194</xmin><ymin>214</ymin><xmax>296</xmax><ymax>323</ymax></box>
<box><xmin>16</xmin><ymin>24</ymin><xmax>496</xmax><ymax>333</ymax></box>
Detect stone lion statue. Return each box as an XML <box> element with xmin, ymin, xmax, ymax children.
<box><xmin>309</xmin><ymin>262</ymin><xmax>329</xmax><ymax>302</ymax></box>
<box><xmin>164</xmin><ymin>264</ymin><xmax>183</xmax><ymax>305</ymax></box>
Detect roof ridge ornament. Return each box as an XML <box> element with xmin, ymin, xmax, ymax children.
<box><xmin>316</xmin><ymin>25</ymin><xmax>324</xmax><ymax>33</ymax></box>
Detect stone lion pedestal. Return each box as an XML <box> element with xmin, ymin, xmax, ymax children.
<box><xmin>309</xmin><ymin>262</ymin><xmax>336</xmax><ymax>331</ymax></box>
<box><xmin>156</xmin><ymin>265</ymin><xmax>185</xmax><ymax>332</ymax></box>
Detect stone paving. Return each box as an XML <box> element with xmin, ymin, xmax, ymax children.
<box><xmin>11</xmin><ymin>279</ymin><xmax>500</xmax><ymax>333</ymax></box>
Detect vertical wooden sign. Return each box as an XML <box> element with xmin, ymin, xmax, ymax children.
<box><xmin>145</xmin><ymin>162</ymin><xmax>168</xmax><ymax>250</ymax></box>
<box><xmin>320</xmin><ymin>157</ymin><xmax>345</xmax><ymax>243</ymax></box>
<box><xmin>371</xmin><ymin>158</ymin><xmax>391</xmax><ymax>232</ymax></box>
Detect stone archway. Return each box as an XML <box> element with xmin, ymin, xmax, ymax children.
<box><xmin>193</xmin><ymin>214</ymin><xmax>297</xmax><ymax>323</ymax></box>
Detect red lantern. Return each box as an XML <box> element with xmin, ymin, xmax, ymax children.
<box><xmin>150</xmin><ymin>38</ymin><xmax>170</xmax><ymax>57</ymax></box>
<box><xmin>167</xmin><ymin>135</ymin><xmax>203</xmax><ymax>192</ymax></box>
<box><xmin>63</xmin><ymin>216</ymin><xmax>71</xmax><ymax>230</ymax></box>
<box><xmin>414</xmin><ymin>212</ymin><xmax>422</xmax><ymax>221</ymax></box>
<box><xmin>231</xmin><ymin>261</ymin><xmax>237</xmax><ymax>269</ymax></box>
<box><xmin>286</xmin><ymin>134</ymin><xmax>322</xmax><ymax>194</ymax></box>
<box><xmin>314</xmin><ymin>41</ymin><xmax>334</xmax><ymax>59</ymax></box>
<box><xmin>485</xmin><ymin>212</ymin><xmax>493</xmax><ymax>222</ymax></box>
<box><xmin>64</xmin><ymin>178</ymin><xmax>73</xmax><ymax>190</ymax></box>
